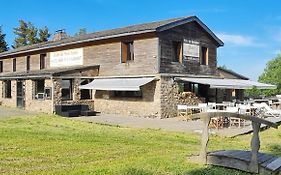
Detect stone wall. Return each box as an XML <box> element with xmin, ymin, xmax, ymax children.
<box><xmin>24</xmin><ymin>79</ymin><xmax>53</xmax><ymax>113</ymax></box>
<box><xmin>160</xmin><ymin>76</ymin><xmax>202</xmax><ymax>118</ymax></box>
<box><xmin>0</xmin><ymin>80</ymin><xmax>16</xmax><ymax>107</ymax></box>
<box><xmin>93</xmin><ymin>79</ymin><xmax>161</xmax><ymax>117</ymax></box>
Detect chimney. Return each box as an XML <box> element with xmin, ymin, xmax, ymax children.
<box><xmin>53</xmin><ymin>29</ymin><xmax>68</xmax><ymax>41</ymax></box>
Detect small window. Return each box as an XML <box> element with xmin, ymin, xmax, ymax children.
<box><xmin>61</xmin><ymin>79</ymin><xmax>73</xmax><ymax>100</ymax></box>
<box><xmin>0</xmin><ymin>61</ymin><xmax>3</xmax><ymax>73</ymax></box>
<box><xmin>26</xmin><ymin>56</ymin><xmax>30</xmax><ymax>71</ymax></box>
<box><xmin>172</xmin><ymin>41</ymin><xmax>183</xmax><ymax>63</ymax></box>
<box><xmin>13</xmin><ymin>58</ymin><xmax>16</xmax><ymax>72</ymax></box>
<box><xmin>114</xmin><ymin>91</ymin><xmax>142</xmax><ymax>98</ymax></box>
<box><xmin>121</xmin><ymin>41</ymin><xmax>134</xmax><ymax>63</ymax></box>
<box><xmin>201</xmin><ymin>46</ymin><xmax>208</xmax><ymax>65</ymax></box>
<box><xmin>34</xmin><ymin>80</ymin><xmax>45</xmax><ymax>100</ymax></box>
<box><xmin>80</xmin><ymin>79</ymin><xmax>92</xmax><ymax>100</ymax></box>
<box><xmin>3</xmin><ymin>80</ymin><xmax>12</xmax><ymax>98</ymax></box>
<box><xmin>44</xmin><ymin>87</ymin><xmax>52</xmax><ymax>100</ymax></box>
<box><xmin>40</xmin><ymin>54</ymin><xmax>46</xmax><ymax>70</ymax></box>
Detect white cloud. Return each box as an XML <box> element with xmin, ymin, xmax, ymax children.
<box><xmin>216</xmin><ymin>33</ymin><xmax>256</xmax><ymax>46</ymax></box>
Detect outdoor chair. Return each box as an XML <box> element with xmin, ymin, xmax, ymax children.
<box><xmin>177</xmin><ymin>105</ymin><xmax>192</xmax><ymax>121</ymax></box>
<box><xmin>198</xmin><ymin>103</ymin><xmax>208</xmax><ymax>112</ymax></box>
<box><xmin>260</xmin><ymin>102</ymin><xmax>281</xmax><ymax>117</ymax></box>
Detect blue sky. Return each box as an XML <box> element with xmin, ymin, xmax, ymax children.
<box><xmin>1</xmin><ymin>0</ymin><xmax>281</xmax><ymax>80</ymax></box>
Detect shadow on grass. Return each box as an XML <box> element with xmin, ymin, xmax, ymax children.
<box><xmin>122</xmin><ymin>167</ymin><xmax>153</xmax><ymax>175</ymax></box>
<box><xmin>267</xmin><ymin>143</ymin><xmax>281</xmax><ymax>156</ymax></box>
<box><xmin>184</xmin><ymin>166</ymin><xmax>250</xmax><ymax>175</ymax></box>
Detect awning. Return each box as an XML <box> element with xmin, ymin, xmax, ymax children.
<box><xmin>176</xmin><ymin>77</ymin><xmax>276</xmax><ymax>89</ymax></box>
<box><xmin>79</xmin><ymin>77</ymin><xmax>156</xmax><ymax>91</ymax></box>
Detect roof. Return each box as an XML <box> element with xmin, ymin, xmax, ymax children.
<box><xmin>0</xmin><ymin>65</ymin><xmax>99</xmax><ymax>79</ymax></box>
<box><xmin>218</xmin><ymin>67</ymin><xmax>249</xmax><ymax>80</ymax></box>
<box><xmin>0</xmin><ymin>16</ymin><xmax>223</xmax><ymax>58</ymax></box>
<box><xmin>176</xmin><ymin>77</ymin><xmax>276</xmax><ymax>89</ymax></box>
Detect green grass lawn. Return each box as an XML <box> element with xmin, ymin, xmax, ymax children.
<box><xmin>0</xmin><ymin>114</ymin><xmax>281</xmax><ymax>175</ymax></box>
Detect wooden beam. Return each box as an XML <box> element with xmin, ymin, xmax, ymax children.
<box><xmin>248</xmin><ymin>122</ymin><xmax>261</xmax><ymax>173</ymax></box>
<box><xmin>190</xmin><ymin>112</ymin><xmax>279</xmax><ymax>129</ymax></box>
<box><xmin>199</xmin><ymin>113</ymin><xmax>211</xmax><ymax>164</ymax></box>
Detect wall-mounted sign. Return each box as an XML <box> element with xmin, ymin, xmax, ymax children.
<box><xmin>50</xmin><ymin>48</ymin><xmax>83</xmax><ymax>68</ymax></box>
<box><xmin>183</xmin><ymin>43</ymin><xmax>200</xmax><ymax>58</ymax></box>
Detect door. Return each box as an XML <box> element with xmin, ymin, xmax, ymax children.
<box><xmin>16</xmin><ymin>81</ymin><xmax>25</xmax><ymax>108</ymax></box>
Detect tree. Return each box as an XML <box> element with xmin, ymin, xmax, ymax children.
<box><xmin>246</xmin><ymin>55</ymin><xmax>281</xmax><ymax>97</ymax></box>
<box><xmin>0</xmin><ymin>26</ymin><xmax>8</xmax><ymax>52</ymax></box>
<box><xmin>38</xmin><ymin>26</ymin><xmax>50</xmax><ymax>42</ymax></box>
<box><xmin>258</xmin><ymin>55</ymin><xmax>281</xmax><ymax>96</ymax></box>
<box><xmin>13</xmin><ymin>20</ymin><xmax>29</xmax><ymax>48</ymax></box>
<box><xmin>75</xmin><ymin>28</ymin><xmax>87</xmax><ymax>36</ymax></box>
<box><xmin>13</xmin><ymin>20</ymin><xmax>51</xmax><ymax>48</ymax></box>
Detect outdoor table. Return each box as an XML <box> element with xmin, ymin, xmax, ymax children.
<box><xmin>215</xmin><ymin>103</ymin><xmax>227</xmax><ymax>110</ymax></box>
<box><xmin>186</xmin><ymin>106</ymin><xmax>204</xmax><ymax>114</ymax></box>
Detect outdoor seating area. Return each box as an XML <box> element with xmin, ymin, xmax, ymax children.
<box><xmin>177</xmin><ymin>98</ymin><xmax>281</xmax><ymax>129</ymax></box>
<box><xmin>55</xmin><ymin>104</ymin><xmax>100</xmax><ymax>117</ymax></box>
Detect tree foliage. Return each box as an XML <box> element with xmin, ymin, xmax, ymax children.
<box><xmin>13</xmin><ymin>20</ymin><xmax>50</xmax><ymax>48</ymax></box>
<box><xmin>75</xmin><ymin>28</ymin><xmax>87</xmax><ymax>36</ymax></box>
<box><xmin>0</xmin><ymin>26</ymin><xmax>8</xmax><ymax>52</ymax></box>
<box><xmin>246</xmin><ymin>55</ymin><xmax>281</xmax><ymax>97</ymax></box>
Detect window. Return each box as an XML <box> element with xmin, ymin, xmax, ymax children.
<box><xmin>44</xmin><ymin>87</ymin><xmax>52</xmax><ymax>100</ymax></box>
<box><xmin>0</xmin><ymin>61</ymin><xmax>3</xmax><ymax>73</ymax></box>
<box><xmin>80</xmin><ymin>79</ymin><xmax>92</xmax><ymax>100</ymax></box>
<box><xmin>173</xmin><ymin>41</ymin><xmax>183</xmax><ymax>63</ymax></box>
<box><xmin>13</xmin><ymin>58</ymin><xmax>16</xmax><ymax>72</ymax></box>
<box><xmin>200</xmin><ymin>46</ymin><xmax>208</xmax><ymax>65</ymax></box>
<box><xmin>61</xmin><ymin>79</ymin><xmax>72</xmax><ymax>100</ymax></box>
<box><xmin>40</xmin><ymin>54</ymin><xmax>46</xmax><ymax>70</ymax></box>
<box><xmin>114</xmin><ymin>91</ymin><xmax>142</xmax><ymax>98</ymax></box>
<box><xmin>3</xmin><ymin>80</ymin><xmax>12</xmax><ymax>98</ymax></box>
<box><xmin>34</xmin><ymin>80</ymin><xmax>45</xmax><ymax>100</ymax></box>
<box><xmin>26</xmin><ymin>56</ymin><xmax>30</xmax><ymax>71</ymax></box>
<box><xmin>121</xmin><ymin>41</ymin><xmax>134</xmax><ymax>63</ymax></box>
<box><xmin>184</xmin><ymin>83</ymin><xmax>199</xmax><ymax>95</ymax></box>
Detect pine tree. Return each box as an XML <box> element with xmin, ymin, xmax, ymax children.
<box><xmin>13</xmin><ymin>20</ymin><xmax>29</xmax><ymax>48</ymax></box>
<box><xmin>0</xmin><ymin>26</ymin><xmax>8</xmax><ymax>52</ymax></box>
<box><xmin>75</xmin><ymin>28</ymin><xmax>87</xmax><ymax>36</ymax></box>
<box><xmin>38</xmin><ymin>26</ymin><xmax>50</xmax><ymax>42</ymax></box>
<box><xmin>26</xmin><ymin>22</ymin><xmax>38</xmax><ymax>45</ymax></box>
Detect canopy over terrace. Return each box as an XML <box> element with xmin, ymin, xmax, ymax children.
<box><xmin>79</xmin><ymin>77</ymin><xmax>156</xmax><ymax>91</ymax></box>
<box><xmin>175</xmin><ymin>77</ymin><xmax>276</xmax><ymax>89</ymax></box>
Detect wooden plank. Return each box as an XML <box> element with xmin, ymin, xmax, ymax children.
<box><xmin>190</xmin><ymin>112</ymin><xmax>279</xmax><ymax>128</ymax></box>
<box><xmin>199</xmin><ymin>114</ymin><xmax>210</xmax><ymax>163</ymax></box>
<box><xmin>266</xmin><ymin>157</ymin><xmax>281</xmax><ymax>171</ymax></box>
<box><xmin>249</xmin><ymin>122</ymin><xmax>261</xmax><ymax>173</ymax></box>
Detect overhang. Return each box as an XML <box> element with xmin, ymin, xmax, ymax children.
<box><xmin>176</xmin><ymin>77</ymin><xmax>276</xmax><ymax>89</ymax></box>
<box><xmin>79</xmin><ymin>77</ymin><xmax>156</xmax><ymax>91</ymax></box>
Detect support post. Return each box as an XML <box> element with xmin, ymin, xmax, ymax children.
<box><xmin>199</xmin><ymin>113</ymin><xmax>211</xmax><ymax>164</ymax></box>
<box><xmin>249</xmin><ymin>121</ymin><xmax>261</xmax><ymax>173</ymax></box>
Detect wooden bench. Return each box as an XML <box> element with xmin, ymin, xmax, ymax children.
<box><xmin>189</xmin><ymin>112</ymin><xmax>281</xmax><ymax>174</ymax></box>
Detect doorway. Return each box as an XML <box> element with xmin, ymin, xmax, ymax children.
<box><xmin>16</xmin><ymin>80</ymin><xmax>25</xmax><ymax>108</ymax></box>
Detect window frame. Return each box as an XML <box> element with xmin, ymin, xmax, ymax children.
<box><xmin>61</xmin><ymin>79</ymin><xmax>73</xmax><ymax>101</ymax></box>
<box><xmin>121</xmin><ymin>41</ymin><xmax>134</xmax><ymax>63</ymax></box>
<box><xmin>40</xmin><ymin>53</ymin><xmax>46</xmax><ymax>70</ymax></box>
<box><xmin>12</xmin><ymin>58</ymin><xmax>16</xmax><ymax>72</ymax></box>
<box><xmin>200</xmin><ymin>46</ymin><xmax>208</xmax><ymax>65</ymax></box>
<box><xmin>26</xmin><ymin>56</ymin><xmax>30</xmax><ymax>71</ymax></box>
<box><xmin>0</xmin><ymin>61</ymin><xmax>3</xmax><ymax>73</ymax></box>
<box><xmin>172</xmin><ymin>41</ymin><xmax>183</xmax><ymax>63</ymax></box>
<box><xmin>33</xmin><ymin>79</ymin><xmax>45</xmax><ymax>100</ymax></box>
<box><xmin>80</xmin><ymin>79</ymin><xmax>92</xmax><ymax>100</ymax></box>
<box><xmin>3</xmin><ymin>80</ymin><xmax>12</xmax><ymax>98</ymax></box>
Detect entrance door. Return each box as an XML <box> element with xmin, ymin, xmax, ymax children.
<box><xmin>16</xmin><ymin>81</ymin><xmax>25</xmax><ymax>108</ymax></box>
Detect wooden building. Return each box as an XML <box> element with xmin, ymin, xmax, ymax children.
<box><xmin>0</xmin><ymin>16</ymin><xmax>274</xmax><ymax>117</ymax></box>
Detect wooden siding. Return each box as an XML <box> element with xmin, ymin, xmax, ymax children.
<box><xmin>158</xmin><ymin>21</ymin><xmax>218</xmax><ymax>75</ymax></box>
<box><xmin>84</xmin><ymin>38</ymin><xmax>158</xmax><ymax>76</ymax></box>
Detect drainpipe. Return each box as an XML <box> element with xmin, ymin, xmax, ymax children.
<box><xmin>51</xmin><ymin>76</ymin><xmax>55</xmax><ymax>113</ymax></box>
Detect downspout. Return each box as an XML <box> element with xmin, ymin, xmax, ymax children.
<box><xmin>51</xmin><ymin>76</ymin><xmax>55</xmax><ymax>113</ymax></box>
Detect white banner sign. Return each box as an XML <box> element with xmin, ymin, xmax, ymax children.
<box><xmin>50</xmin><ymin>48</ymin><xmax>83</xmax><ymax>67</ymax></box>
<box><xmin>183</xmin><ymin>43</ymin><xmax>199</xmax><ymax>58</ymax></box>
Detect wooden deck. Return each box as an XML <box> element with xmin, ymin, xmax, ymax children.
<box><xmin>207</xmin><ymin>150</ymin><xmax>281</xmax><ymax>174</ymax></box>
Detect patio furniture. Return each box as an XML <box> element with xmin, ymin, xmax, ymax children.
<box><xmin>260</xmin><ymin>102</ymin><xmax>281</xmax><ymax>117</ymax></box>
<box><xmin>55</xmin><ymin>104</ymin><xmax>99</xmax><ymax>117</ymax></box>
<box><xmin>177</xmin><ymin>105</ymin><xmax>191</xmax><ymax>121</ymax></box>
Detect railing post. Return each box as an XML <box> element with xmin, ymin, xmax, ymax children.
<box><xmin>200</xmin><ymin>113</ymin><xmax>211</xmax><ymax>164</ymax></box>
<box><xmin>249</xmin><ymin>121</ymin><xmax>261</xmax><ymax>173</ymax></box>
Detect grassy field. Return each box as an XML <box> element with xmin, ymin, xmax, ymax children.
<box><xmin>0</xmin><ymin>115</ymin><xmax>281</xmax><ymax>175</ymax></box>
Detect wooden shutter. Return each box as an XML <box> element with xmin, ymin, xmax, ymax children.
<box><xmin>179</xmin><ymin>43</ymin><xmax>183</xmax><ymax>63</ymax></box>
<box><xmin>121</xmin><ymin>42</ymin><xmax>128</xmax><ymax>63</ymax></box>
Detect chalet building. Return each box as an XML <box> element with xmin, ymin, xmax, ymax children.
<box><xmin>0</xmin><ymin>16</ymin><xmax>275</xmax><ymax>118</ymax></box>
